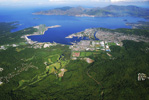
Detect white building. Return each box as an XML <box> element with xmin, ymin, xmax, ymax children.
<box><xmin>116</xmin><ymin>43</ymin><xmax>121</xmax><ymax>46</ymax></box>
<box><xmin>100</xmin><ymin>41</ymin><xmax>104</xmax><ymax>47</ymax></box>
<box><xmin>0</xmin><ymin>46</ymin><xmax>6</xmax><ymax>50</ymax></box>
<box><xmin>0</xmin><ymin>81</ymin><xmax>3</xmax><ymax>85</ymax></box>
<box><xmin>86</xmin><ymin>48</ymin><xmax>90</xmax><ymax>51</ymax></box>
<box><xmin>106</xmin><ymin>45</ymin><xmax>109</xmax><ymax>49</ymax></box>
<box><xmin>138</xmin><ymin>73</ymin><xmax>147</xmax><ymax>81</ymax></box>
<box><xmin>12</xmin><ymin>44</ymin><xmax>18</xmax><ymax>47</ymax></box>
<box><xmin>0</xmin><ymin>68</ymin><xmax>3</xmax><ymax>72</ymax></box>
<box><xmin>43</xmin><ymin>43</ymin><xmax>52</xmax><ymax>48</ymax></box>
<box><xmin>92</xmin><ymin>41</ymin><xmax>96</xmax><ymax>47</ymax></box>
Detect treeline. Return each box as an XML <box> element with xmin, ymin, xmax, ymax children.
<box><xmin>97</xmin><ymin>27</ymin><xmax>149</xmax><ymax>37</ymax></box>
<box><xmin>90</xmin><ymin>40</ymin><xmax>149</xmax><ymax>100</ymax></box>
<box><xmin>0</xmin><ymin>22</ymin><xmax>18</xmax><ymax>34</ymax></box>
<box><xmin>114</xmin><ymin>28</ymin><xmax>149</xmax><ymax>37</ymax></box>
<box><xmin>0</xmin><ymin>27</ymin><xmax>37</xmax><ymax>45</ymax></box>
<box><xmin>0</xmin><ymin>22</ymin><xmax>37</xmax><ymax>45</ymax></box>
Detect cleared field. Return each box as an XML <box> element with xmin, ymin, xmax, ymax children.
<box><xmin>80</xmin><ymin>52</ymin><xmax>93</xmax><ymax>57</ymax></box>
<box><xmin>108</xmin><ymin>42</ymin><xmax>116</xmax><ymax>46</ymax></box>
<box><xmin>19</xmin><ymin>42</ymin><xmax>26</xmax><ymax>45</ymax></box>
<box><xmin>72</xmin><ymin>51</ymin><xmax>102</xmax><ymax>58</ymax></box>
<box><xmin>16</xmin><ymin>48</ymin><xmax>25</xmax><ymax>52</ymax></box>
<box><xmin>15</xmin><ymin>54</ymin><xmax>69</xmax><ymax>90</ymax></box>
<box><xmin>49</xmin><ymin>54</ymin><xmax>59</xmax><ymax>63</ymax></box>
<box><xmin>85</xmin><ymin>52</ymin><xmax>93</xmax><ymax>56</ymax></box>
<box><xmin>80</xmin><ymin>52</ymin><xmax>86</xmax><ymax>57</ymax></box>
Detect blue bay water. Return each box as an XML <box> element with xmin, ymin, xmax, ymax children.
<box><xmin>0</xmin><ymin>8</ymin><xmax>146</xmax><ymax>45</ymax></box>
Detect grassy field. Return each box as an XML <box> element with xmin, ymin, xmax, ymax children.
<box><xmin>108</xmin><ymin>42</ymin><xmax>117</xmax><ymax>46</ymax></box>
<box><xmin>72</xmin><ymin>51</ymin><xmax>103</xmax><ymax>58</ymax></box>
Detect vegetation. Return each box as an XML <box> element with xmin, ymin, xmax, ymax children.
<box><xmin>0</xmin><ymin>22</ymin><xmax>18</xmax><ymax>34</ymax></box>
<box><xmin>126</xmin><ymin>21</ymin><xmax>149</xmax><ymax>30</ymax></box>
<box><xmin>90</xmin><ymin>40</ymin><xmax>149</xmax><ymax>100</ymax></box>
<box><xmin>34</xmin><ymin>5</ymin><xmax>149</xmax><ymax>19</ymax></box>
<box><xmin>0</xmin><ymin>22</ymin><xmax>148</xmax><ymax>100</ymax></box>
<box><xmin>0</xmin><ymin>44</ymin><xmax>71</xmax><ymax>99</ymax></box>
<box><xmin>114</xmin><ymin>28</ymin><xmax>149</xmax><ymax>37</ymax></box>
<box><xmin>108</xmin><ymin>42</ymin><xmax>116</xmax><ymax>46</ymax></box>
<box><xmin>0</xmin><ymin>22</ymin><xmax>37</xmax><ymax>45</ymax></box>
<box><xmin>80</xmin><ymin>52</ymin><xmax>93</xmax><ymax>57</ymax></box>
<box><xmin>98</xmin><ymin>27</ymin><xmax>149</xmax><ymax>38</ymax></box>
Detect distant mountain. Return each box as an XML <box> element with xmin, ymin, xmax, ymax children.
<box><xmin>33</xmin><ymin>6</ymin><xmax>86</xmax><ymax>16</ymax></box>
<box><xmin>33</xmin><ymin>5</ymin><xmax>149</xmax><ymax>19</ymax></box>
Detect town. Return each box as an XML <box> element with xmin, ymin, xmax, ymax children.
<box><xmin>66</xmin><ymin>28</ymin><xmax>149</xmax><ymax>43</ymax></box>
<box><xmin>69</xmin><ymin>40</ymin><xmax>121</xmax><ymax>61</ymax></box>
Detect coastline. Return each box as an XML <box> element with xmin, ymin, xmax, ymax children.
<box><xmin>23</xmin><ymin>25</ymin><xmax>61</xmax><ymax>44</ymax></box>
<box><xmin>75</xmin><ymin>14</ymin><xmax>95</xmax><ymax>17</ymax></box>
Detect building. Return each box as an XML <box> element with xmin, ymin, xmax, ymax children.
<box><xmin>0</xmin><ymin>81</ymin><xmax>3</xmax><ymax>85</ymax></box>
<box><xmin>0</xmin><ymin>68</ymin><xmax>3</xmax><ymax>72</ymax></box>
<box><xmin>106</xmin><ymin>45</ymin><xmax>109</xmax><ymax>49</ymax></box>
<box><xmin>43</xmin><ymin>44</ymin><xmax>51</xmax><ymax>48</ymax></box>
<box><xmin>72</xmin><ymin>52</ymin><xmax>80</xmax><ymax>57</ymax></box>
<box><xmin>100</xmin><ymin>41</ymin><xmax>104</xmax><ymax>47</ymax></box>
<box><xmin>12</xmin><ymin>44</ymin><xmax>18</xmax><ymax>47</ymax></box>
<box><xmin>0</xmin><ymin>46</ymin><xmax>6</xmax><ymax>50</ymax></box>
<box><xmin>138</xmin><ymin>73</ymin><xmax>147</xmax><ymax>81</ymax></box>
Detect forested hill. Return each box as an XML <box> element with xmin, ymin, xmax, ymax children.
<box><xmin>0</xmin><ymin>22</ymin><xmax>149</xmax><ymax>100</ymax></box>
<box><xmin>33</xmin><ymin>5</ymin><xmax>149</xmax><ymax>19</ymax></box>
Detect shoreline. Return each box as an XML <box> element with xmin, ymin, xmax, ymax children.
<box><xmin>23</xmin><ymin>25</ymin><xmax>61</xmax><ymax>44</ymax></box>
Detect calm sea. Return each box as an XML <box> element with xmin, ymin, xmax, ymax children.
<box><xmin>0</xmin><ymin>8</ymin><xmax>146</xmax><ymax>45</ymax></box>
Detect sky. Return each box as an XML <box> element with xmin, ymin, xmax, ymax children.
<box><xmin>0</xmin><ymin>0</ymin><xmax>148</xmax><ymax>7</ymax></box>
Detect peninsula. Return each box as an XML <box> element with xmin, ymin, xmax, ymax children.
<box><xmin>66</xmin><ymin>28</ymin><xmax>149</xmax><ymax>43</ymax></box>
<box><xmin>33</xmin><ymin>5</ymin><xmax>149</xmax><ymax>19</ymax></box>
<box><xmin>22</xmin><ymin>25</ymin><xmax>61</xmax><ymax>44</ymax></box>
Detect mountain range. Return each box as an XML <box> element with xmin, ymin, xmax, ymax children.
<box><xmin>33</xmin><ymin>5</ymin><xmax>149</xmax><ymax>19</ymax></box>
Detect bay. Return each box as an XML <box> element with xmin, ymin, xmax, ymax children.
<box><xmin>0</xmin><ymin>8</ymin><xmax>146</xmax><ymax>44</ymax></box>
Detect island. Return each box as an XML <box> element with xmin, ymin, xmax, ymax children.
<box><xmin>33</xmin><ymin>5</ymin><xmax>149</xmax><ymax>19</ymax></box>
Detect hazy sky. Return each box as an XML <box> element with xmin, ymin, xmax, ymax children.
<box><xmin>0</xmin><ymin>0</ymin><xmax>148</xmax><ymax>7</ymax></box>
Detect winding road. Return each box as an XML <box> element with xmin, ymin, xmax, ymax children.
<box><xmin>87</xmin><ymin>66</ymin><xmax>104</xmax><ymax>100</ymax></box>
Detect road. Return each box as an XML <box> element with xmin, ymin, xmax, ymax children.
<box><xmin>87</xmin><ymin>65</ymin><xmax>104</xmax><ymax>100</ymax></box>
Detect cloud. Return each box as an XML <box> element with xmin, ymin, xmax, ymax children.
<box><xmin>49</xmin><ymin>0</ymin><xmax>86</xmax><ymax>2</ymax></box>
<box><xmin>48</xmin><ymin>0</ymin><xmax>95</xmax><ymax>1</ymax></box>
<box><xmin>48</xmin><ymin>0</ymin><xmax>109</xmax><ymax>2</ymax></box>
<box><xmin>0</xmin><ymin>0</ymin><xmax>19</xmax><ymax>1</ymax></box>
